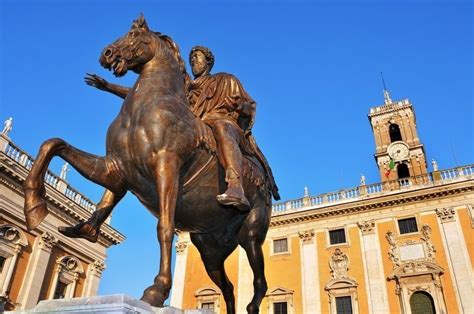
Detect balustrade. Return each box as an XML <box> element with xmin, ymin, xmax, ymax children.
<box><xmin>271</xmin><ymin>165</ymin><xmax>473</xmax><ymax>215</ymax></box>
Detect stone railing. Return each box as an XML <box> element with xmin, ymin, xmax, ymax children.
<box><xmin>369</xmin><ymin>99</ymin><xmax>411</xmax><ymax>115</ymax></box>
<box><xmin>272</xmin><ymin>164</ymin><xmax>473</xmax><ymax>216</ymax></box>
<box><xmin>0</xmin><ymin>136</ymin><xmax>96</xmax><ymax>213</ymax></box>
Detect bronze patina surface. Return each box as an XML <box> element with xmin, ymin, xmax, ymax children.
<box><xmin>23</xmin><ymin>15</ymin><xmax>278</xmax><ymax>314</ymax></box>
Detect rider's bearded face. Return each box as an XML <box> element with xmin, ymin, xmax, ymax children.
<box><xmin>190</xmin><ymin>50</ymin><xmax>209</xmax><ymax>78</ymax></box>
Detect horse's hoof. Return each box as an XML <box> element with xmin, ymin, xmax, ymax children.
<box><xmin>58</xmin><ymin>223</ymin><xmax>99</xmax><ymax>243</ymax></box>
<box><xmin>246</xmin><ymin>303</ymin><xmax>259</xmax><ymax>314</ymax></box>
<box><xmin>140</xmin><ymin>286</ymin><xmax>167</xmax><ymax>307</ymax></box>
<box><xmin>23</xmin><ymin>190</ymin><xmax>48</xmax><ymax>231</ymax></box>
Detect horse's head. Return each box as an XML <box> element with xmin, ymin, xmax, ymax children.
<box><xmin>100</xmin><ymin>15</ymin><xmax>157</xmax><ymax>77</ymax></box>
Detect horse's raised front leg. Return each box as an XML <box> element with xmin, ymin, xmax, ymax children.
<box><xmin>141</xmin><ymin>153</ymin><xmax>181</xmax><ymax>307</ymax></box>
<box><xmin>23</xmin><ymin>138</ymin><xmax>125</xmax><ymax>230</ymax></box>
<box><xmin>58</xmin><ymin>189</ymin><xmax>125</xmax><ymax>242</ymax></box>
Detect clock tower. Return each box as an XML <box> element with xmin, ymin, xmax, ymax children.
<box><xmin>368</xmin><ymin>90</ymin><xmax>428</xmax><ymax>182</ymax></box>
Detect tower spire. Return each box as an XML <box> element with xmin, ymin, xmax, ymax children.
<box><xmin>381</xmin><ymin>72</ymin><xmax>392</xmax><ymax>105</ymax></box>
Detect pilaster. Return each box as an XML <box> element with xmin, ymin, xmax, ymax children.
<box><xmin>357</xmin><ymin>220</ymin><xmax>390</xmax><ymax>314</ymax></box>
<box><xmin>83</xmin><ymin>260</ymin><xmax>106</xmax><ymax>297</ymax></box>
<box><xmin>17</xmin><ymin>232</ymin><xmax>57</xmax><ymax>309</ymax></box>
<box><xmin>170</xmin><ymin>239</ymin><xmax>189</xmax><ymax>308</ymax></box>
<box><xmin>298</xmin><ymin>230</ymin><xmax>320</xmax><ymax>313</ymax></box>
<box><xmin>236</xmin><ymin>247</ymin><xmax>253</xmax><ymax>313</ymax></box>
<box><xmin>436</xmin><ymin>207</ymin><xmax>473</xmax><ymax>312</ymax></box>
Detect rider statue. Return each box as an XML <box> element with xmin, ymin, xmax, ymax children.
<box><xmin>85</xmin><ymin>46</ymin><xmax>279</xmax><ymax>211</ymax></box>
<box><xmin>186</xmin><ymin>46</ymin><xmax>254</xmax><ymax>210</ymax></box>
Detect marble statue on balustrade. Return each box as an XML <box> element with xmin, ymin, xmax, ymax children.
<box><xmin>2</xmin><ymin>117</ymin><xmax>13</xmax><ymax>136</ymax></box>
<box><xmin>432</xmin><ymin>159</ymin><xmax>439</xmax><ymax>171</ymax></box>
<box><xmin>60</xmin><ymin>162</ymin><xmax>70</xmax><ymax>180</ymax></box>
<box><xmin>360</xmin><ymin>174</ymin><xmax>366</xmax><ymax>185</ymax></box>
<box><xmin>304</xmin><ymin>186</ymin><xmax>309</xmax><ymax>197</ymax></box>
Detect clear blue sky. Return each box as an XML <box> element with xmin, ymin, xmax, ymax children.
<box><xmin>1</xmin><ymin>0</ymin><xmax>472</xmax><ymax>301</ymax></box>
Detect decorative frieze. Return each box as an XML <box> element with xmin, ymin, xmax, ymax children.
<box><xmin>298</xmin><ymin>230</ymin><xmax>315</xmax><ymax>244</ymax></box>
<box><xmin>330</xmin><ymin>248</ymin><xmax>349</xmax><ymax>279</ymax></box>
<box><xmin>175</xmin><ymin>241</ymin><xmax>188</xmax><ymax>255</ymax></box>
<box><xmin>38</xmin><ymin>231</ymin><xmax>57</xmax><ymax>251</ymax></box>
<box><xmin>386</xmin><ymin>224</ymin><xmax>436</xmax><ymax>269</ymax></box>
<box><xmin>436</xmin><ymin>207</ymin><xmax>456</xmax><ymax>223</ymax></box>
<box><xmin>385</xmin><ymin>231</ymin><xmax>401</xmax><ymax>267</ymax></box>
<box><xmin>467</xmin><ymin>204</ymin><xmax>474</xmax><ymax>228</ymax></box>
<box><xmin>357</xmin><ymin>220</ymin><xmax>375</xmax><ymax>235</ymax></box>
<box><xmin>91</xmin><ymin>260</ymin><xmax>106</xmax><ymax>275</ymax></box>
<box><xmin>421</xmin><ymin>225</ymin><xmax>436</xmax><ymax>260</ymax></box>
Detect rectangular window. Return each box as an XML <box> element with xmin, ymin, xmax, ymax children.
<box><xmin>336</xmin><ymin>296</ymin><xmax>353</xmax><ymax>314</ymax></box>
<box><xmin>398</xmin><ymin>217</ymin><xmax>418</xmax><ymax>234</ymax></box>
<box><xmin>273</xmin><ymin>301</ymin><xmax>288</xmax><ymax>314</ymax></box>
<box><xmin>53</xmin><ymin>281</ymin><xmax>68</xmax><ymax>299</ymax></box>
<box><xmin>0</xmin><ymin>256</ymin><xmax>6</xmax><ymax>273</ymax></box>
<box><xmin>273</xmin><ymin>238</ymin><xmax>288</xmax><ymax>253</ymax></box>
<box><xmin>201</xmin><ymin>302</ymin><xmax>214</xmax><ymax>311</ymax></box>
<box><xmin>329</xmin><ymin>228</ymin><xmax>346</xmax><ymax>245</ymax></box>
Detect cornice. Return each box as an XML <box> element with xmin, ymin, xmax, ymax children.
<box><xmin>270</xmin><ymin>180</ymin><xmax>473</xmax><ymax>227</ymax></box>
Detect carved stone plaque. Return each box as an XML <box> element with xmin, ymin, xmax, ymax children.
<box><xmin>399</xmin><ymin>243</ymin><xmax>425</xmax><ymax>261</ymax></box>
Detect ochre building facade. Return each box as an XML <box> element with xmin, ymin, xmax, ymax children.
<box><xmin>0</xmin><ymin>134</ymin><xmax>125</xmax><ymax>311</ymax></box>
<box><xmin>171</xmin><ymin>94</ymin><xmax>473</xmax><ymax>314</ymax></box>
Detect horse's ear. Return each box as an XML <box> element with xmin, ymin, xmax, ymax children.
<box><xmin>132</xmin><ymin>13</ymin><xmax>150</xmax><ymax>31</ymax></box>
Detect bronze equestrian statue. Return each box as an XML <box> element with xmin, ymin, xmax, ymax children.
<box><xmin>22</xmin><ymin>15</ymin><xmax>279</xmax><ymax>314</ymax></box>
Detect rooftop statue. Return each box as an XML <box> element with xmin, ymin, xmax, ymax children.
<box><xmin>23</xmin><ymin>15</ymin><xmax>279</xmax><ymax>314</ymax></box>
<box><xmin>1</xmin><ymin>117</ymin><xmax>13</xmax><ymax>136</ymax></box>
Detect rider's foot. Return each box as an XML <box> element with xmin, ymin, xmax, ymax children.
<box><xmin>58</xmin><ymin>221</ymin><xmax>99</xmax><ymax>243</ymax></box>
<box><xmin>217</xmin><ymin>185</ymin><xmax>250</xmax><ymax>211</ymax></box>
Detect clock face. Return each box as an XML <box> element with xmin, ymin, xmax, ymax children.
<box><xmin>387</xmin><ymin>142</ymin><xmax>409</xmax><ymax>161</ymax></box>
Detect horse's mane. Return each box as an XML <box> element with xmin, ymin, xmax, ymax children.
<box><xmin>154</xmin><ymin>32</ymin><xmax>190</xmax><ymax>84</ymax></box>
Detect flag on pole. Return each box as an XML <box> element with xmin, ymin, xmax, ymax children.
<box><xmin>385</xmin><ymin>159</ymin><xmax>395</xmax><ymax>178</ymax></box>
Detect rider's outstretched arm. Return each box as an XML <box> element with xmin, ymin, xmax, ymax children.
<box><xmin>84</xmin><ymin>73</ymin><xmax>131</xmax><ymax>99</ymax></box>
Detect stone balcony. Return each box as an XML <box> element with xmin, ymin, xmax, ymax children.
<box><xmin>272</xmin><ymin>164</ymin><xmax>474</xmax><ymax>216</ymax></box>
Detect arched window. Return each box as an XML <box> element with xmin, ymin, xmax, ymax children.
<box><xmin>410</xmin><ymin>291</ymin><xmax>435</xmax><ymax>314</ymax></box>
<box><xmin>389</xmin><ymin>124</ymin><xmax>402</xmax><ymax>142</ymax></box>
<box><xmin>48</xmin><ymin>255</ymin><xmax>83</xmax><ymax>300</ymax></box>
<box><xmin>397</xmin><ymin>163</ymin><xmax>410</xmax><ymax>179</ymax></box>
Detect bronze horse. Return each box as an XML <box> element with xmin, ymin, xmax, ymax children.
<box><xmin>23</xmin><ymin>16</ymin><xmax>276</xmax><ymax>313</ymax></box>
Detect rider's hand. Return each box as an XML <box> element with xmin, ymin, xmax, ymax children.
<box><xmin>85</xmin><ymin>73</ymin><xmax>108</xmax><ymax>90</ymax></box>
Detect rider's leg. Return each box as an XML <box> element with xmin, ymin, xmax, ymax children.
<box><xmin>208</xmin><ymin>120</ymin><xmax>250</xmax><ymax>211</ymax></box>
<box><xmin>58</xmin><ymin>189</ymin><xmax>125</xmax><ymax>242</ymax></box>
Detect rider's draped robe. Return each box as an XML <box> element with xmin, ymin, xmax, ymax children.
<box><xmin>187</xmin><ymin>73</ymin><xmax>255</xmax><ymax>133</ymax></box>
<box><xmin>186</xmin><ymin>72</ymin><xmax>280</xmax><ymax>201</ymax></box>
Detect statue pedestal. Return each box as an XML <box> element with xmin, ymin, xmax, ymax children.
<box><xmin>7</xmin><ymin>294</ymin><xmax>212</xmax><ymax>314</ymax></box>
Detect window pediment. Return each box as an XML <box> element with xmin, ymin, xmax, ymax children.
<box><xmin>0</xmin><ymin>224</ymin><xmax>28</xmax><ymax>248</ymax></box>
<box><xmin>194</xmin><ymin>287</ymin><xmax>220</xmax><ymax>297</ymax></box>
<box><xmin>325</xmin><ymin>277</ymin><xmax>358</xmax><ymax>290</ymax></box>
<box><xmin>388</xmin><ymin>261</ymin><xmax>443</xmax><ymax>280</ymax></box>
<box><xmin>267</xmin><ymin>286</ymin><xmax>294</xmax><ymax>297</ymax></box>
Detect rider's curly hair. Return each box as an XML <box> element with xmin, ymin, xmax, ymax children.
<box><xmin>190</xmin><ymin>46</ymin><xmax>215</xmax><ymax>71</ymax></box>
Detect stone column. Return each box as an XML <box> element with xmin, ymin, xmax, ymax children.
<box><xmin>82</xmin><ymin>260</ymin><xmax>106</xmax><ymax>297</ymax></box>
<box><xmin>357</xmin><ymin>220</ymin><xmax>390</xmax><ymax>314</ymax></box>
<box><xmin>298</xmin><ymin>230</ymin><xmax>320</xmax><ymax>313</ymax></box>
<box><xmin>17</xmin><ymin>232</ymin><xmax>57</xmax><ymax>309</ymax></box>
<box><xmin>436</xmin><ymin>208</ymin><xmax>473</xmax><ymax>312</ymax></box>
<box><xmin>236</xmin><ymin>247</ymin><xmax>253</xmax><ymax>313</ymax></box>
<box><xmin>170</xmin><ymin>241</ymin><xmax>189</xmax><ymax>308</ymax></box>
